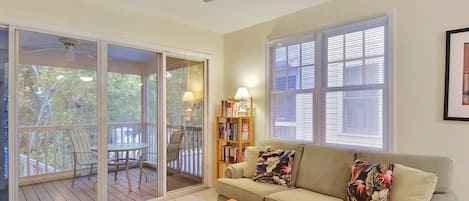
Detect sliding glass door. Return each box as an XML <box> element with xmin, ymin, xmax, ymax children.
<box><xmin>166</xmin><ymin>56</ymin><xmax>205</xmax><ymax>192</ymax></box>
<box><xmin>8</xmin><ymin>27</ymin><xmax>208</xmax><ymax>200</ymax></box>
<box><xmin>17</xmin><ymin>30</ymin><xmax>98</xmax><ymax>200</ymax></box>
<box><xmin>0</xmin><ymin>28</ymin><xmax>9</xmax><ymax>201</ymax></box>
<box><xmin>106</xmin><ymin>44</ymin><xmax>160</xmax><ymax>199</ymax></box>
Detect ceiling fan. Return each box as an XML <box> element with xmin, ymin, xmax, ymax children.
<box><xmin>22</xmin><ymin>37</ymin><xmax>96</xmax><ymax>62</ymax></box>
<box><xmin>60</xmin><ymin>37</ymin><xmax>77</xmax><ymax>62</ymax></box>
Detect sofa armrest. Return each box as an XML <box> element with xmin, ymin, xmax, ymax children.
<box><xmin>224</xmin><ymin>162</ymin><xmax>246</xmax><ymax>179</ymax></box>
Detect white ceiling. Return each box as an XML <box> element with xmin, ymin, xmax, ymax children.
<box><xmin>81</xmin><ymin>0</ymin><xmax>330</xmax><ymax>33</ymax></box>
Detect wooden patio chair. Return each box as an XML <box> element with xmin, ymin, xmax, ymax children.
<box><xmin>70</xmin><ymin>129</ymin><xmax>98</xmax><ymax>187</ymax></box>
<box><xmin>138</xmin><ymin>130</ymin><xmax>184</xmax><ymax>187</ymax></box>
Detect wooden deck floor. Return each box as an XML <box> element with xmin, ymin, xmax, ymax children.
<box><xmin>19</xmin><ymin>167</ymin><xmax>201</xmax><ymax>201</ymax></box>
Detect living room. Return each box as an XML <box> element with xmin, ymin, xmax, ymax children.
<box><xmin>0</xmin><ymin>0</ymin><xmax>468</xmax><ymax>201</ymax></box>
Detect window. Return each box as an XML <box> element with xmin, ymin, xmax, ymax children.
<box><xmin>269</xmin><ymin>16</ymin><xmax>389</xmax><ymax>150</ymax></box>
<box><xmin>271</xmin><ymin>39</ymin><xmax>315</xmax><ymax>141</ymax></box>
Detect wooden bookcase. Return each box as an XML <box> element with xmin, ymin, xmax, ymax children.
<box><xmin>215</xmin><ymin>97</ymin><xmax>254</xmax><ymax>178</ymax></box>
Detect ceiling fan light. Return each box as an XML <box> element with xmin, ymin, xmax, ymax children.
<box><xmin>166</xmin><ymin>72</ymin><xmax>172</xmax><ymax>78</ymax></box>
<box><xmin>60</xmin><ymin>37</ymin><xmax>77</xmax><ymax>62</ymax></box>
<box><xmin>65</xmin><ymin>46</ymin><xmax>75</xmax><ymax>62</ymax></box>
<box><xmin>80</xmin><ymin>76</ymin><xmax>93</xmax><ymax>82</ymax></box>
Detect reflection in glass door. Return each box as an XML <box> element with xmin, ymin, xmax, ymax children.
<box><xmin>17</xmin><ymin>30</ymin><xmax>98</xmax><ymax>200</ymax></box>
<box><xmin>166</xmin><ymin>56</ymin><xmax>204</xmax><ymax>192</ymax></box>
<box><xmin>107</xmin><ymin>44</ymin><xmax>159</xmax><ymax>199</ymax></box>
<box><xmin>0</xmin><ymin>28</ymin><xmax>8</xmax><ymax>201</ymax></box>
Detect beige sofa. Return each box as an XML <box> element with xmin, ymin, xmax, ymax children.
<box><xmin>216</xmin><ymin>140</ymin><xmax>456</xmax><ymax>201</ymax></box>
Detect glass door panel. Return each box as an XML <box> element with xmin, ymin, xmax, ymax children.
<box><xmin>107</xmin><ymin>44</ymin><xmax>159</xmax><ymax>199</ymax></box>
<box><xmin>0</xmin><ymin>28</ymin><xmax>8</xmax><ymax>200</ymax></box>
<box><xmin>166</xmin><ymin>56</ymin><xmax>204</xmax><ymax>192</ymax></box>
<box><xmin>17</xmin><ymin>30</ymin><xmax>98</xmax><ymax>200</ymax></box>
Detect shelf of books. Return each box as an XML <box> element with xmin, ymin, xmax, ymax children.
<box><xmin>216</xmin><ymin>97</ymin><xmax>254</xmax><ymax>178</ymax></box>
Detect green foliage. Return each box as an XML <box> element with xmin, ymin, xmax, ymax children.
<box><xmin>17</xmin><ymin>65</ymin><xmax>147</xmax><ymax>126</ymax></box>
<box><xmin>107</xmin><ymin>72</ymin><xmax>141</xmax><ymax>123</ymax></box>
<box><xmin>148</xmin><ymin>74</ymin><xmax>158</xmax><ymax>123</ymax></box>
<box><xmin>18</xmin><ymin>65</ymin><xmax>98</xmax><ymax>126</ymax></box>
<box><xmin>166</xmin><ymin>68</ymin><xmax>187</xmax><ymax>126</ymax></box>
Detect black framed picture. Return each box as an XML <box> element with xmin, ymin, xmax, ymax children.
<box><xmin>445</xmin><ymin>27</ymin><xmax>469</xmax><ymax>120</ymax></box>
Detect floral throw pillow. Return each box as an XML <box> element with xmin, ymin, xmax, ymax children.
<box><xmin>253</xmin><ymin>147</ymin><xmax>295</xmax><ymax>187</ymax></box>
<box><xmin>347</xmin><ymin>160</ymin><xmax>394</xmax><ymax>201</ymax></box>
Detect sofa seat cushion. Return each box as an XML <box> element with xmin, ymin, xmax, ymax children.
<box><xmin>216</xmin><ymin>178</ymin><xmax>289</xmax><ymax>201</ymax></box>
<box><xmin>265</xmin><ymin>188</ymin><xmax>344</xmax><ymax>201</ymax></box>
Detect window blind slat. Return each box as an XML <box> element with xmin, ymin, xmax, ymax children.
<box><xmin>275</xmin><ymin>47</ymin><xmax>287</xmax><ymax>69</ymax></box>
<box><xmin>288</xmin><ymin>44</ymin><xmax>300</xmax><ymax>67</ymax></box>
<box><xmin>301</xmin><ymin>41</ymin><xmax>315</xmax><ymax>65</ymax></box>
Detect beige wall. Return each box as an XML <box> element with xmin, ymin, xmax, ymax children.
<box><xmin>224</xmin><ymin>0</ymin><xmax>469</xmax><ymax>199</ymax></box>
<box><xmin>0</xmin><ymin>0</ymin><xmax>223</xmax><ymax>186</ymax></box>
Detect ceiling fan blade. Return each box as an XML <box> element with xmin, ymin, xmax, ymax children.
<box><xmin>75</xmin><ymin>46</ymin><xmax>97</xmax><ymax>58</ymax></box>
<box><xmin>21</xmin><ymin>47</ymin><xmax>63</xmax><ymax>54</ymax></box>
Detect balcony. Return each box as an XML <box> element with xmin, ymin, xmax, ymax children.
<box><xmin>17</xmin><ymin>122</ymin><xmax>203</xmax><ymax>200</ymax></box>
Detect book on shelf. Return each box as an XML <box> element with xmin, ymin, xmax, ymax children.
<box><xmin>218</xmin><ymin>144</ymin><xmax>246</xmax><ymax>163</ymax></box>
<box><xmin>241</xmin><ymin>122</ymin><xmax>249</xmax><ymax>140</ymax></box>
<box><xmin>220</xmin><ymin>99</ymin><xmax>250</xmax><ymax>117</ymax></box>
<box><xmin>218</xmin><ymin>117</ymin><xmax>243</xmax><ymax>140</ymax></box>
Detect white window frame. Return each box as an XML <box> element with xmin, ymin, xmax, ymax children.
<box><xmin>267</xmin><ymin>15</ymin><xmax>394</xmax><ymax>151</ymax></box>
<box><xmin>267</xmin><ymin>34</ymin><xmax>317</xmax><ymax>144</ymax></box>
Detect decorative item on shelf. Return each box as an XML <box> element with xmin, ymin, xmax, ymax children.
<box><xmin>234</xmin><ymin>87</ymin><xmax>250</xmax><ymax>116</ymax></box>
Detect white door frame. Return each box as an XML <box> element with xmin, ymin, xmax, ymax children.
<box><xmin>162</xmin><ymin>52</ymin><xmax>210</xmax><ymax>199</ymax></box>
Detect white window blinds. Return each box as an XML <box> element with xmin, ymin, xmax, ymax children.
<box><xmin>322</xmin><ymin>17</ymin><xmax>388</xmax><ymax>149</ymax></box>
<box><xmin>270</xmin><ymin>39</ymin><xmax>315</xmax><ymax>142</ymax></box>
<box><xmin>269</xmin><ymin>16</ymin><xmax>389</xmax><ymax>150</ymax></box>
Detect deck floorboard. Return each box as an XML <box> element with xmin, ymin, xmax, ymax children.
<box><xmin>19</xmin><ymin>167</ymin><xmax>200</xmax><ymax>201</ymax></box>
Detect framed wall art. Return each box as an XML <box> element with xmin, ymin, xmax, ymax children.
<box><xmin>445</xmin><ymin>27</ymin><xmax>469</xmax><ymax>120</ymax></box>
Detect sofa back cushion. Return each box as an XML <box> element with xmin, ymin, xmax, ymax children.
<box><xmin>357</xmin><ymin>151</ymin><xmax>453</xmax><ymax>193</ymax></box>
<box><xmin>243</xmin><ymin>146</ymin><xmax>263</xmax><ymax>178</ymax></box>
<box><xmin>256</xmin><ymin>140</ymin><xmax>304</xmax><ymax>187</ymax></box>
<box><xmin>295</xmin><ymin>144</ymin><xmax>356</xmax><ymax>200</ymax></box>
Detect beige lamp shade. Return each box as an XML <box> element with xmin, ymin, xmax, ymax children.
<box><xmin>234</xmin><ymin>87</ymin><xmax>250</xmax><ymax>100</ymax></box>
<box><xmin>182</xmin><ymin>91</ymin><xmax>195</xmax><ymax>102</ymax></box>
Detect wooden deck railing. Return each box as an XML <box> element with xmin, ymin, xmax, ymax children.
<box><xmin>167</xmin><ymin>126</ymin><xmax>203</xmax><ymax>177</ymax></box>
<box><xmin>17</xmin><ymin>123</ymin><xmax>203</xmax><ymax>179</ymax></box>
